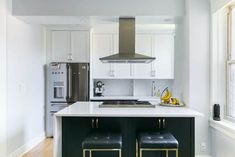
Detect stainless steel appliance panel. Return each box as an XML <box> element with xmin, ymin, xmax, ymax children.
<box><xmin>47</xmin><ymin>62</ymin><xmax>90</xmax><ymax>137</ymax></box>
<box><xmin>49</xmin><ymin>63</ymin><xmax>68</xmax><ymax>103</ymax></box>
<box><xmin>66</xmin><ymin>63</ymin><xmax>89</xmax><ymax>102</ymax></box>
<box><xmin>78</xmin><ymin>63</ymin><xmax>89</xmax><ymax>101</ymax></box>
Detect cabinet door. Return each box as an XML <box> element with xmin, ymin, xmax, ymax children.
<box><xmin>133</xmin><ymin>34</ymin><xmax>153</xmax><ymax>78</ymax></box>
<box><xmin>71</xmin><ymin>31</ymin><xmax>90</xmax><ymax>62</ymax></box>
<box><xmin>92</xmin><ymin>34</ymin><xmax>112</xmax><ymax>78</ymax></box>
<box><xmin>154</xmin><ymin>34</ymin><xmax>174</xmax><ymax>79</ymax></box>
<box><xmin>51</xmin><ymin>31</ymin><xmax>70</xmax><ymax>62</ymax></box>
<box><xmin>62</xmin><ymin>117</ymin><xmax>92</xmax><ymax>157</ymax></box>
<box><xmin>164</xmin><ymin>118</ymin><xmax>194</xmax><ymax>157</ymax></box>
<box><xmin>112</xmin><ymin>34</ymin><xmax>132</xmax><ymax>78</ymax></box>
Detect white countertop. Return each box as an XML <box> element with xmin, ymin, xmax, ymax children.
<box><xmin>55</xmin><ymin>101</ymin><xmax>202</xmax><ymax>117</ymax></box>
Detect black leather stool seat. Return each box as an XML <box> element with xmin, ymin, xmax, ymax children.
<box><xmin>82</xmin><ymin>133</ymin><xmax>122</xmax><ymax>149</ymax></box>
<box><xmin>138</xmin><ymin>131</ymin><xmax>179</xmax><ymax>149</ymax></box>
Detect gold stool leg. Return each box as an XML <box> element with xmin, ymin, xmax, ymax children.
<box><xmin>83</xmin><ymin>150</ymin><xmax>86</xmax><ymax>157</ymax></box>
<box><xmin>166</xmin><ymin>150</ymin><xmax>168</xmax><ymax>157</ymax></box>
<box><xmin>119</xmin><ymin>149</ymin><xmax>122</xmax><ymax>157</ymax></box>
<box><xmin>176</xmin><ymin>149</ymin><xmax>178</xmax><ymax>157</ymax></box>
<box><xmin>89</xmin><ymin>150</ymin><xmax>92</xmax><ymax>157</ymax></box>
<box><xmin>136</xmin><ymin>139</ymin><xmax>138</xmax><ymax>157</ymax></box>
<box><xmin>139</xmin><ymin>148</ymin><xmax>142</xmax><ymax>157</ymax></box>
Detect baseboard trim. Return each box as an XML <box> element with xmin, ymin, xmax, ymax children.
<box><xmin>7</xmin><ymin>133</ymin><xmax>45</xmax><ymax>157</ymax></box>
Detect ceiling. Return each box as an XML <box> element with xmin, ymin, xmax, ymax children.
<box><xmin>17</xmin><ymin>16</ymin><xmax>183</xmax><ymax>25</ymax></box>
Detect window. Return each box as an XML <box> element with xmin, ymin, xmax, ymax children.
<box><xmin>227</xmin><ymin>5</ymin><xmax>235</xmax><ymax>119</ymax></box>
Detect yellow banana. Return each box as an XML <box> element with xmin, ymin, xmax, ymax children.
<box><xmin>171</xmin><ymin>98</ymin><xmax>180</xmax><ymax>105</ymax></box>
<box><xmin>161</xmin><ymin>88</ymin><xmax>172</xmax><ymax>102</ymax></box>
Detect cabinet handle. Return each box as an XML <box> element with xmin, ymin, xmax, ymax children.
<box><xmin>163</xmin><ymin>118</ymin><xmax>166</xmax><ymax>129</ymax></box>
<box><xmin>96</xmin><ymin>118</ymin><xmax>99</xmax><ymax>128</ymax></box>
<box><xmin>109</xmin><ymin>71</ymin><xmax>114</xmax><ymax>77</ymax></box>
<box><xmin>67</xmin><ymin>53</ymin><xmax>72</xmax><ymax>61</ymax></box>
<box><xmin>91</xmin><ymin>119</ymin><xmax>95</xmax><ymax>129</ymax></box>
<box><xmin>151</xmin><ymin>70</ymin><xmax>156</xmax><ymax>77</ymax></box>
<box><xmin>158</xmin><ymin>119</ymin><xmax>161</xmax><ymax>129</ymax></box>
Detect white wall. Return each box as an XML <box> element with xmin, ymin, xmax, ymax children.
<box><xmin>11</xmin><ymin>0</ymin><xmax>185</xmax><ymax>16</ymax></box>
<box><xmin>0</xmin><ymin>0</ymin><xmax>46</xmax><ymax>156</ymax></box>
<box><xmin>172</xmin><ymin>17</ymin><xmax>188</xmax><ymax>101</ymax></box>
<box><xmin>6</xmin><ymin>15</ymin><xmax>45</xmax><ymax>156</ymax></box>
<box><xmin>211</xmin><ymin>128</ymin><xmax>235</xmax><ymax>157</ymax></box>
<box><xmin>186</xmin><ymin>0</ymin><xmax>211</xmax><ymax>155</ymax></box>
<box><xmin>0</xmin><ymin>0</ymin><xmax>7</xmax><ymax>156</ymax></box>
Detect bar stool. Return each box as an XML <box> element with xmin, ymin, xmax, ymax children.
<box><xmin>82</xmin><ymin>132</ymin><xmax>122</xmax><ymax>157</ymax></box>
<box><xmin>137</xmin><ymin>131</ymin><xmax>179</xmax><ymax>157</ymax></box>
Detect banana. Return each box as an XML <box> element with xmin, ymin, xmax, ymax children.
<box><xmin>161</xmin><ymin>87</ymin><xmax>172</xmax><ymax>103</ymax></box>
<box><xmin>171</xmin><ymin>98</ymin><xmax>180</xmax><ymax>105</ymax></box>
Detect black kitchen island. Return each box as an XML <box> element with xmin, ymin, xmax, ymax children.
<box><xmin>54</xmin><ymin>102</ymin><xmax>201</xmax><ymax>157</ymax></box>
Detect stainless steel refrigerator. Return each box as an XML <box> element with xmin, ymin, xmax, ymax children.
<box><xmin>46</xmin><ymin>62</ymin><xmax>89</xmax><ymax>137</ymax></box>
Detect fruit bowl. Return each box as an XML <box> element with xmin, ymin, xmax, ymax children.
<box><xmin>158</xmin><ymin>102</ymin><xmax>185</xmax><ymax>107</ymax></box>
<box><xmin>160</xmin><ymin>87</ymin><xmax>184</xmax><ymax>107</ymax></box>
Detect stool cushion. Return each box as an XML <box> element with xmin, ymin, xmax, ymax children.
<box><xmin>138</xmin><ymin>131</ymin><xmax>179</xmax><ymax>149</ymax></box>
<box><xmin>82</xmin><ymin>133</ymin><xmax>122</xmax><ymax>149</ymax></box>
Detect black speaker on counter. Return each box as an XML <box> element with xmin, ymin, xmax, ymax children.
<box><xmin>213</xmin><ymin>104</ymin><xmax>221</xmax><ymax>121</ymax></box>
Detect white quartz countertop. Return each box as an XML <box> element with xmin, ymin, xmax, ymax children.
<box><xmin>55</xmin><ymin>101</ymin><xmax>203</xmax><ymax>117</ymax></box>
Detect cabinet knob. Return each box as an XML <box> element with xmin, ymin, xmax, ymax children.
<box><xmin>163</xmin><ymin>118</ymin><xmax>166</xmax><ymax>129</ymax></box>
<box><xmin>91</xmin><ymin>119</ymin><xmax>95</xmax><ymax>128</ymax></box>
<box><xmin>96</xmin><ymin>118</ymin><xmax>99</xmax><ymax>128</ymax></box>
<box><xmin>158</xmin><ymin>119</ymin><xmax>161</xmax><ymax>129</ymax></box>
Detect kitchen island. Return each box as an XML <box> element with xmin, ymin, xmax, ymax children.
<box><xmin>54</xmin><ymin>102</ymin><xmax>202</xmax><ymax>157</ymax></box>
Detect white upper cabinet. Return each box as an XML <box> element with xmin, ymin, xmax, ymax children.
<box><xmin>154</xmin><ymin>34</ymin><xmax>174</xmax><ymax>79</ymax></box>
<box><xmin>133</xmin><ymin>34</ymin><xmax>153</xmax><ymax>78</ymax></box>
<box><xmin>112</xmin><ymin>35</ymin><xmax>132</xmax><ymax>78</ymax></box>
<box><xmin>51</xmin><ymin>31</ymin><xmax>70</xmax><ymax>62</ymax></box>
<box><xmin>91</xmin><ymin>32</ymin><xmax>175</xmax><ymax>79</ymax></box>
<box><xmin>49</xmin><ymin>30</ymin><xmax>90</xmax><ymax>63</ymax></box>
<box><xmin>92</xmin><ymin>34</ymin><xmax>112</xmax><ymax>78</ymax></box>
<box><xmin>92</xmin><ymin>34</ymin><xmax>132</xmax><ymax>79</ymax></box>
<box><xmin>71</xmin><ymin>31</ymin><xmax>90</xmax><ymax>62</ymax></box>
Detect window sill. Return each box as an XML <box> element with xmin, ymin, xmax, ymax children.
<box><xmin>209</xmin><ymin>119</ymin><xmax>235</xmax><ymax>139</ymax></box>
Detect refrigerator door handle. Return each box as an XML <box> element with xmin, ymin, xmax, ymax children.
<box><xmin>66</xmin><ymin>64</ymin><xmax>73</xmax><ymax>102</ymax></box>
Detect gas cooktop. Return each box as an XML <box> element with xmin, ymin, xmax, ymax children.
<box><xmin>99</xmin><ymin>100</ymin><xmax>155</xmax><ymax>108</ymax></box>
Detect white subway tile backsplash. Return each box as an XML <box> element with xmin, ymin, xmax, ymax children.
<box><xmin>93</xmin><ymin>79</ymin><xmax>174</xmax><ymax>97</ymax></box>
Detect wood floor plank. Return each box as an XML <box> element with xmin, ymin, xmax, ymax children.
<box><xmin>22</xmin><ymin>138</ymin><xmax>53</xmax><ymax>157</ymax></box>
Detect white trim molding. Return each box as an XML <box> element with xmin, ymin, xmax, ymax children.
<box><xmin>7</xmin><ymin>134</ymin><xmax>45</xmax><ymax>157</ymax></box>
<box><xmin>0</xmin><ymin>0</ymin><xmax>7</xmax><ymax>156</ymax></box>
<box><xmin>210</xmin><ymin>119</ymin><xmax>235</xmax><ymax>140</ymax></box>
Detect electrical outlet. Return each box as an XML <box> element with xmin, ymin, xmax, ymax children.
<box><xmin>200</xmin><ymin>142</ymin><xmax>207</xmax><ymax>152</ymax></box>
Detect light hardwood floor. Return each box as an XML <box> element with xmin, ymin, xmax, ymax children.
<box><xmin>23</xmin><ymin>138</ymin><xmax>53</xmax><ymax>157</ymax></box>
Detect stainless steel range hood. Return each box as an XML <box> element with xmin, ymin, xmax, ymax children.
<box><xmin>99</xmin><ymin>18</ymin><xmax>156</xmax><ymax>63</ymax></box>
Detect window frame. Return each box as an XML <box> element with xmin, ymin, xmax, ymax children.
<box><xmin>226</xmin><ymin>4</ymin><xmax>235</xmax><ymax>122</ymax></box>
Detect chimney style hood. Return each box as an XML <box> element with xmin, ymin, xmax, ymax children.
<box><xmin>99</xmin><ymin>18</ymin><xmax>156</xmax><ymax>63</ymax></box>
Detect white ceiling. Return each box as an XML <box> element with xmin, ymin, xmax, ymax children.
<box><xmin>17</xmin><ymin>16</ymin><xmax>182</xmax><ymax>25</ymax></box>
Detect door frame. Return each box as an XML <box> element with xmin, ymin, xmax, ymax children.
<box><xmin>0</xmin><ymin>2</ymin><xmax>7</xmax><ymax>156</ymax></box>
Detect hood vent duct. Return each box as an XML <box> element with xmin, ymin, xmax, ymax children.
<box><xmin>99</xmin><ymin>18</ymin><xmax>156</xmax><ymax>63</ymax></box>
